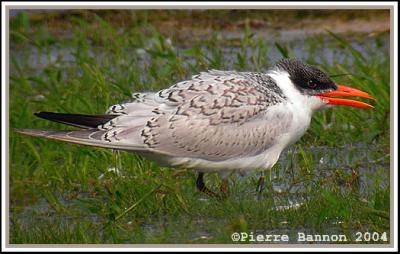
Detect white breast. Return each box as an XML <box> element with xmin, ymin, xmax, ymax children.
<box><xmin>268</xmin><ymin>70</ymin><xmax>315</xmax><ymax>145</ymax></box>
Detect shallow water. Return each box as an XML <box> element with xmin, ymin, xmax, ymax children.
<box><xmin>10</xmin><ymin>30</ymin><xmax>389</xmax><ymax>78</ymax></box>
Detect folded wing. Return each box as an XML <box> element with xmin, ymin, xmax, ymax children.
<box><xmin>17</xmin><ymin>70</ymin><xmax>292</xmax><ymax>160</ymax></box>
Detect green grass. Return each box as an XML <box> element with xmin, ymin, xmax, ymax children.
<box><xmin>9</xmin><ymin>11</ymin><xmax>391</xmax><ymax>244</ymax></box>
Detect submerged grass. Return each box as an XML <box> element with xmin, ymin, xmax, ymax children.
<box><xmin>9</xmin><ymin>11</ymin><xmax>390</xmax><ymax>244</ymax></box>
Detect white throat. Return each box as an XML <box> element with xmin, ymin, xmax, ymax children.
<box><xmin>267</xmin><ymin>70</ymin><xmax>327</xmax><ymax>113</ymax></box>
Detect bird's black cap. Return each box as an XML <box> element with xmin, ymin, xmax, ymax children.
<box><xmin>276</xmin><ymin>58</ymin><xmax>337</xmax><ymax>95</ymax></box>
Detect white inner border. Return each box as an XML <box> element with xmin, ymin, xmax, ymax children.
<box><xmin>1</xmin><ymin>1</ymin><xmax>399</xmax><ymax>7</ymax></box>
<box><xmin>1</xmin><ymin>1</ymin><xmax>398</xmax><ymax>252</ymax></box>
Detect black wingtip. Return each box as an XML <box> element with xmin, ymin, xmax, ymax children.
<box><xmin>34</xmin><ymin>111</ymin><xmax>45</xmax><ymax>118</ymax></box>
<box><xmin>34</xmin><ymin>111</ymin><xmax>59</xmax><ymax>121</ymax></box>
<box><xmin>33</xmin><ymin>111</ymin><xmax>117</xmax><ymax>129</ymax></box>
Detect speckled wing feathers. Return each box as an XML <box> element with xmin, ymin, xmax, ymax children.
<box><xmin>26</xmin><ymin>70</ymin><xmax>292</xmax><ymax>161</ymax></box>
<box><xmin>136</xmin><ymin>70</ymin><xmax>291</xmax><ymax>160</ymax></box>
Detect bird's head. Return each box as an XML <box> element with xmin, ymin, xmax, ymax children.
<box><xmin>275</xmin><ymin>58</ymin><xmax>374</xmax><ymax>111</ymax></box>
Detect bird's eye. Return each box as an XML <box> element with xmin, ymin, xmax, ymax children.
<box><xmin>307</xmin><ymin>80</ymin><xmax>317</xmax><ymax>88</ymax></box>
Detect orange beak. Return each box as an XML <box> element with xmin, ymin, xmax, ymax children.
<box><xmin>318</xmin><ymin>85</ymin><xmax>375</xmax><ymax>109</ymax></box>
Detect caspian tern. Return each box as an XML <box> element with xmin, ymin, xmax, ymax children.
<box><xmin>16</xmin><ymin>58</ymin><xmax>374</xmax><ymax>198</ymax></box>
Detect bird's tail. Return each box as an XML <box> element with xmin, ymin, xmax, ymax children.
<box><xmin>14</xmin><ymin>128</ymin><xmax>145</xmax><ymax>151</ymax></box>
<box><xmin>14</xmin><ymin>112</ymin><xmax>146</xmax><ymax>151</ymax></box>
